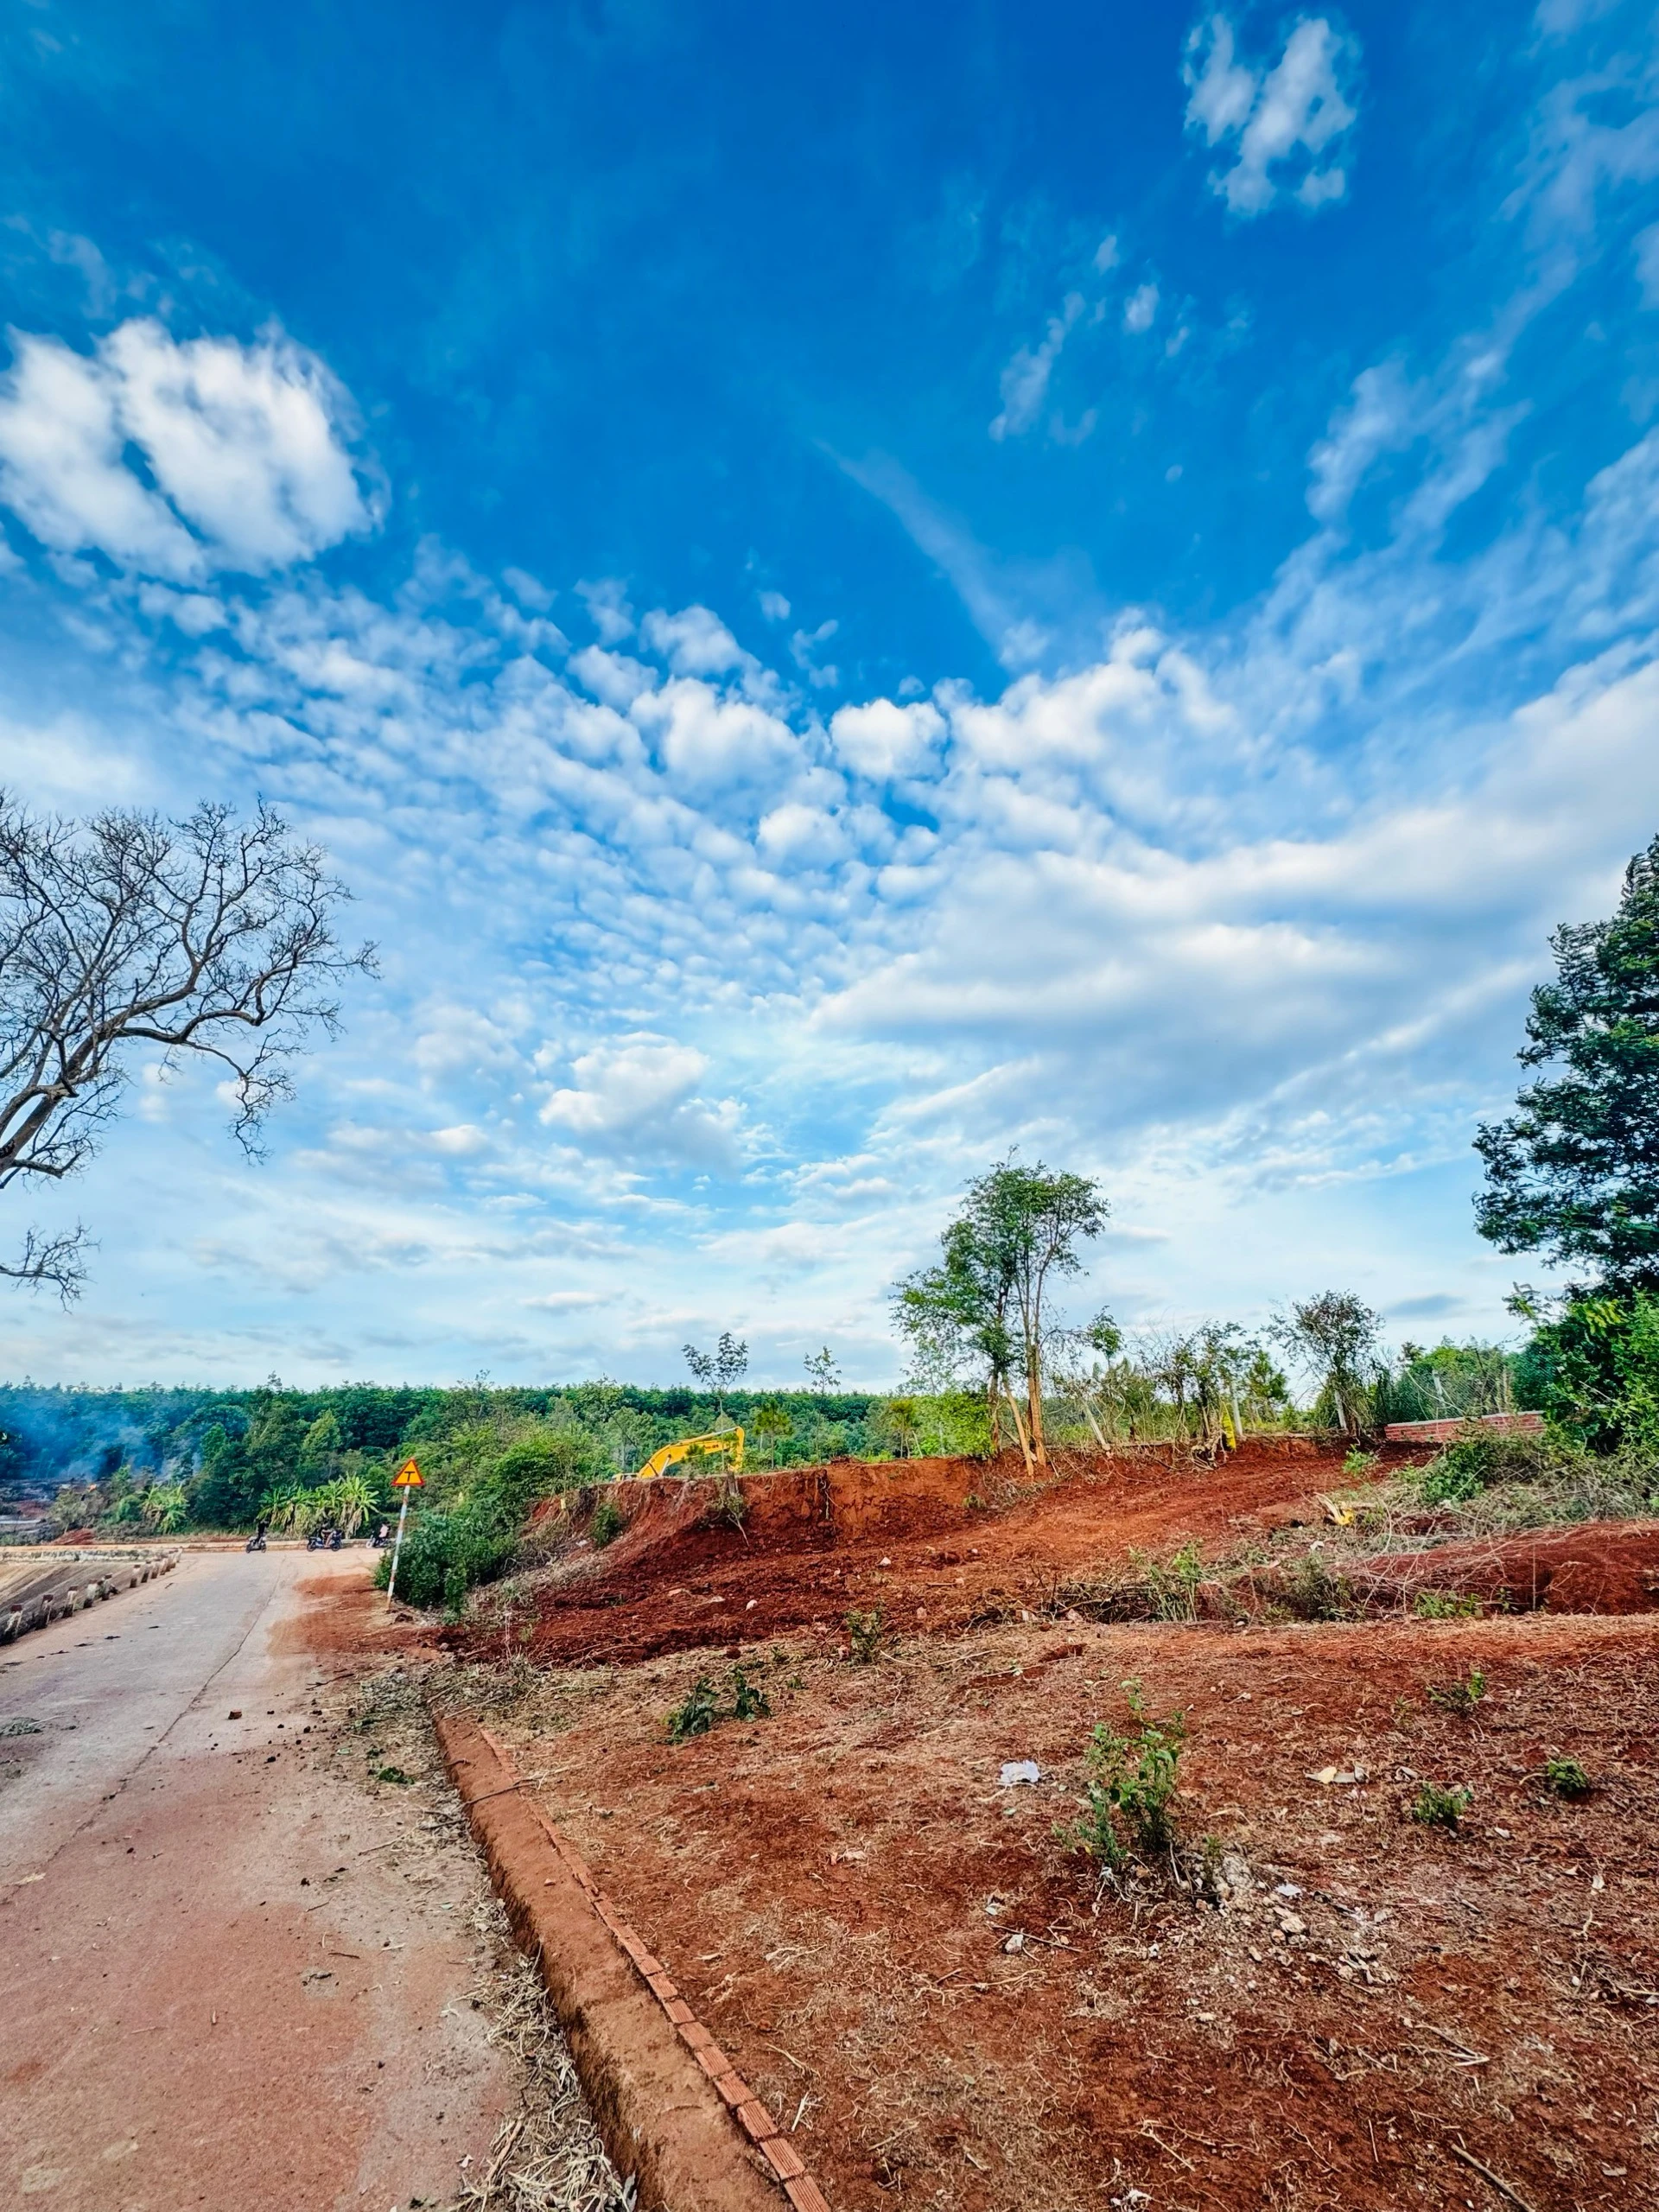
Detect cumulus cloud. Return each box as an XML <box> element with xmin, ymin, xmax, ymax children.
<box><xmin>539</xmin><ymin>1034</ymin><xmax>743</xmax><ymax>1170</ymax></box>
<box><xmin>830</xmin><ymin>696</ymin><xmax>944</xmax><ymax>780</ymax></box>
<box><xmin>1123</xmin><ymin>282</ymin><xmax>1160</xmax><ymax>334</ymax></box>
<box><xmin>1183</xmin><ymin>14</ymin><xmax>1358</xmax><ymax>215</ymax></box>
<box><xmin>0</xmin><ymin>320</ymin><xmax>374</xmax><ymax>577</ymax></box>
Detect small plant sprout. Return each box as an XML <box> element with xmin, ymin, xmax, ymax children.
<box><xmin>1411</xmin><ymin>1782</ymin><xmax>1472</xmax><ymax>1831</ymax></box>
<box><xmin>731</xmin><ymin>1667</ymin><xmax>771</xmax><ymax>1721</ymax></box>
<box><xmin>845</xmin><ymin>1608</ymin><xmax>887</xmax><ymax>1663</ymax></box>
<box><xmin>666</xmin><ymin>1677</ymin><xmax>719</xmax><ymax>1744</ymax></box>
<box><xmin>1428</xmin><ymin>1669</ymin><xmax>1487</xmax><ymax>1717</ymax></box>
<box><xmin>1058</xmin><ymin>1677</ymin><xmax>1187</xmax><ymax>1869</ymax></box>
<box><xmin>1541</xmin><ymin>1756</ymin><xmax>1592</xmax><ymax>1800</ymax></box>
<box><xmin>1414</xmin><ymin>1589</ymin><xmax>1481</xmax><ymax>1620</ymax></box>
<box><xmin>1342</xmin><ymin>1446</ymin><xmax>1378</xmax><ymax>1478</ymax></box>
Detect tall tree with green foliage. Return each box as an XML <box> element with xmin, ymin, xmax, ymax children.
<box><xmin>1475</xmin><ymin>834</ymin><xmax>1659</xmax><ymax>1294</ymax></box>
<box><xmin>895</xmin><ymin>1157</ymin><xmax>1107</xmax><ymax>1469</ymax></box>
<box><xmin>1269</xmin><ymin>1291</ymin><xmax>1382</xmax><ymax>1436</ymax></box>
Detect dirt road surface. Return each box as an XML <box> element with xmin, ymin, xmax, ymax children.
<box><xmin>0</xmin><ymin>1548</ymin><xmax>515</xmax><ymax>2212</ymax></box>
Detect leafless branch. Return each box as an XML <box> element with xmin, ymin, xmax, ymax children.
<box><xmin>0</xmin><ymin>792</ymin><xmax>375</xmax><ymax>1292</ymax></box>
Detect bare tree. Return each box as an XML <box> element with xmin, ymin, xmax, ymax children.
<box><xmin>0</xmin><ymin>794</ymin><xmax>373</xmax><ymax>1295</ymax></box>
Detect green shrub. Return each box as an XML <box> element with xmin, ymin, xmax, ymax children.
<box><xmin>1137</xmin><ymin>1540</ymin><xmax>1205</xmax><ymax>1622</ymax></box>
<box><xmin>589</xmin><ymin>1494</ymin><xmax>625</xmax><ymax>1548</ymax></box>
<box><xmin>483</xmin><ymin>1431</ymin><xmax>601</xmax><ymax>1521</ymax></box>
<box><xmin>1541</xmin><ymin>1755</ymin><xmax>1592</xmax><ymax>1800</ymax></box>
<box><xmin>1413</xmin><ymin>1588</ymin><xmax>1482</xmax><ymax>1619</ymax></box>
<box><xmin>1421</xmin><ymin>1424</ymin><xmax>1557</xmax><ymax>1505</ymax></box>
<box><xmin>666</xmin><ymin>1677</ymin><xmax>719</xmax><ymax>1743</ymax></box>
<box><xmin>1411</xmin><ymin>1782</ymin><xmax>1472</xmax><ymax>1830</ymax></box>
<box><xmin>372</xmin><ymin>1505</ymin><xmax>513</xmax><ymax>1610</ymax></box>
<box><xmin>1058</xmin><ymin>1679</ymin><xmax>1187</xmax><ymax>1866</ymax></box>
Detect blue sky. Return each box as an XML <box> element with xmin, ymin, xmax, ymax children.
<box><xmin>2</xmin><ymin>0</ymin><xmax>1658</xmax><ymax>1386</ymax></box>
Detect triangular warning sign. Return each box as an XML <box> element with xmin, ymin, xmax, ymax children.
<box><xmin>391</xmin><ymin>1458</ymin><xmax>423</xmax><ymax>1488</ymax></box>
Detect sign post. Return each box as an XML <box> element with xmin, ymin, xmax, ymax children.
<box><xmin>385</xmin><ymin>1458</ymin><xmax>423</xmax><ymax>1606</ymax></box>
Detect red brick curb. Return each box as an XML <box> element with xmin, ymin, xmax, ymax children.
<box><xmin>434</xmin><ymin>1709</ymin><xmax>830</xmax><ymax>2212</ymax></box>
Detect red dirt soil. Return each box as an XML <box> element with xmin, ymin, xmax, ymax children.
<box><xmin>459</xmin><ymin>1442</ymin><xmax>1659</xmax><ymax>1674</ymax></box>
<box><xmin>438</xmin><ymin>1446</ymin><xmax>1659</xmax><ymax>2210</ymax></box>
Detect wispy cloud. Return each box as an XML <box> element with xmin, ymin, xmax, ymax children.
<box><xmin>989</xmin><ymin>291</ymin><xmax>1085</xmax><ymax>441</ymax></box>
<box><xmin>1183</xmin><ymin>14</ymin><xmax>1358</xmax><ymax>215</ymax></box>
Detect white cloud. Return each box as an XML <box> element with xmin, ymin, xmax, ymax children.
<box><xmin>756</xmin><ymin>801</ymin><xmax>846</xmax><ymax>866</ymax></box>
<box><xmin>1123</xmin><ymin>282</ymin><xmax>1160</xmax><ymax>334</ymax></box>
<box><xmin>639</xmin><ymin>602</ymin><xmax>745</xmax><ymax>677</ymax></box>
<box><xmin>1184</xmin><ymin>15</ymin><xmax>1358</xmax><ymax>216</ymax></box>
<box><xmin>0</xmin><ymin>320</ymin><xmax>374</xmax><ymax>577</ymax></box>
<box><xmin>539</xmin><ymin>1034</ymin><xmax>743</xmax><ymax>1170</ymax></box>
<box><xmin>759</xmin><ymin>588</ymin><xmax>791</xmax><ymax>621</ymax></box>
<box><xmin>989</xmin><ymin>292</ymin><xmax>1084</xmax><ymax>441</ymax></box>
<box><xmin>576</xmin><ymin>576</ymin><xmax>634</xmax><ymax>644</ymax></box>
<box><xmin>634</xmin><ymin>677</ymin><xmax>803</xmax><ymax>794</ymax></box>
<box><xmin>830</xmin><ymin>696</ymin><xmax>946</xmax><ymax>780</ymax></box>
<box><xmin>569</xmin><ymin>642</ymin><xmax>657</xmax><ymax>709</ymax></box>
<box><xmin>1638</xmin><ymin>223</ymin><xmax>1659</xmax><ymax>306</ymax></box>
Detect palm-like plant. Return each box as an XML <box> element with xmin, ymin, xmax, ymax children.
<box><xmin>149</xmin><ymin>1485</ymin><xmax>190</xmax><ymax>1534</ymax></box>
<box><xmin>324</xmin><ymin>1471</ymin><xmax>377</xmax><ymax>1535</ymax></box>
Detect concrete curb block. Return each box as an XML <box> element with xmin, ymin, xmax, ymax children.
<box><xmin>433</xmin><ymin>1710</ymin><xmax>830</xmax><ymax>2212</ymax></box>
<box><xmin>0</xmin><ymin>1549</ymin><xmax>178</xmax><ymax>1645</ymax></box>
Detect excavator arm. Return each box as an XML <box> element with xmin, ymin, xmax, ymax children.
<box><xmin>632</xmin><ymin>1426</ymin><xmax>746</xmax><ymax>1481</ymax></box>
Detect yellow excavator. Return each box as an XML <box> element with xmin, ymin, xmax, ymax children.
<box><xmin>631</xmin><ymin>1424</ymin><xmax>745</xmax><ymax>1482</ymax></box>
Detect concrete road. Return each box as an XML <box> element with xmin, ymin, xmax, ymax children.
<box><xmin>0</xmin><ymin>1549</ymin><xmax>513</xmax><ymax>2211</ymax></box>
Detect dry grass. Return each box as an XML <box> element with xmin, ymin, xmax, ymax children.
<box><xmin>445</xmin><ymin>1942</ymin><xmax>632</xmax><ymax>2212</ymax></box>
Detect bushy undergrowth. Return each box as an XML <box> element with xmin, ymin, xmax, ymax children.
<box><xmin>1415</xmin><ymin>1423</ymin><xmax>1658</xmax><ymax>1529</ymax></box>
<box><xmin>374</xmin><ymin>1505</ymin><xmax>515</xmax><ymax>1610</ymax></box>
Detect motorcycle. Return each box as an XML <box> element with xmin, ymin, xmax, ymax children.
<box><xmin>245</xmin><ymin>1526</ymin><xmax>268</xmax><ymax>1554</ymax></box>
<box><xmin>327</xmin><ymin>1526</ymin><xmax>343</xmax><ymax>1551</ymax></box>
<box><xmin>370</xmin><ymin>1523</ymin><xmax>391</xmax><ymax>1550</ymax></box>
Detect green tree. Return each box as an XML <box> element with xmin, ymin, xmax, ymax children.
<box><xmin>683</xmin><ymin>1331</ymin><xmax>748</xmax><ymax>1411</ymax></box>
<box><xmin>896</xmin><ymin>1157</ymin><xmax>1107</xmax><ymax>1470</ymax></box>
<box><xmin>874</xmin><ymin>1395</ymin><xmax>923</xmax><ymax>1458</ymax></box>
<box><xmin>1270</xmin><ymin>1292</ymin><xmax>1382</xmax><ymax>1436</ymax></box>
<box><xmin>804</xmin><ymin>1346</ymin><xmax>842</xmax><ymax>1393</ymax></box>
<box><xmin>751</xmin><ymin>1397</ymin><xmax>792</xmax><ymax>1465</ymax></box>
<box><xmin>1476</xmin><ymin>834</ymin><xmax>1659</xmax><ymax>1294</ymax></box>
<box><xmin>299</xmin><ymin>1409</ymin><xmax>342</xmax><ymax>1479</ymax></box>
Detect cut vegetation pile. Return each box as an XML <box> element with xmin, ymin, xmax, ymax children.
<box><xmin>431</xmin><ymin>1436</ymin><xmax>1659</xmax><ymax>2209</ymax></box>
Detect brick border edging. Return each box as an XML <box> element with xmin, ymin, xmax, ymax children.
<box><xmin>432</xmin><ymin>1708</ymin><xmax>830</xmax><ymax>2212</ymax></box>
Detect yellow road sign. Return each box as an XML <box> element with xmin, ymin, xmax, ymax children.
<box><xmin>391</xmin><ymin>1459</ymin><xmax>424</xmax><ymax>1489</ymax></box>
